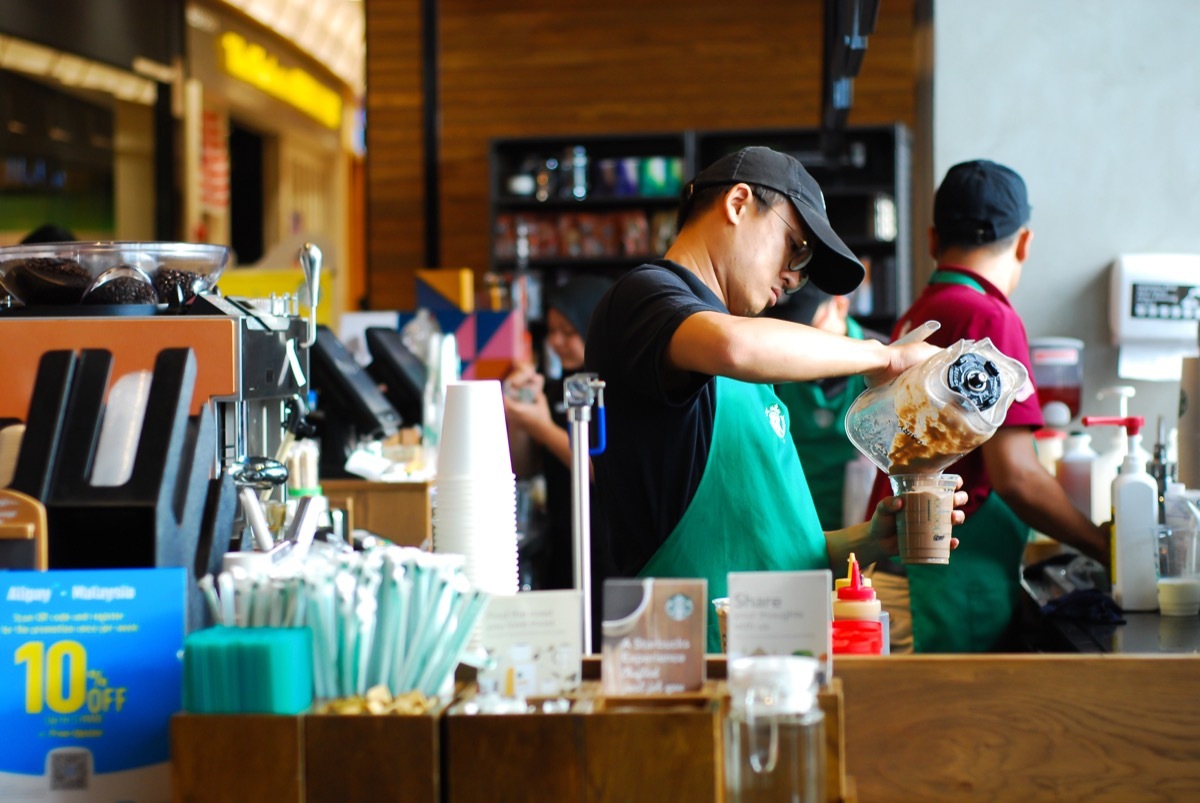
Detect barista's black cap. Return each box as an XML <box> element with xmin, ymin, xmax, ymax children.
<box><xmin>686</xmin><ymin>147</ymin><xmax>865</xmax><ymax>296</ymax></box>
<box><xmin>547</xmin><ymin>274</ymin><xmax>614</xmax><ymax>338</ymax></box>
<box><xmin>762</xmin><ymin>281</ymin><xmax>832</xmax><ymax>326</ymax></box>
<box><xmin>934</xmin><ymin>159</ymin><xmax>1031</xmax><ymax>244</ymax></box>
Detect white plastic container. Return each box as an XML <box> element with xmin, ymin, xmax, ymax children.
<box><xmin>1089</xmin><ymin>386</ymin><xmax>1151</xmax><ymax>520</ymax></box>
<box><xmin>1056</xmin><ymin>432</ymin><xmax>1099</xmax><ymax>523</ymax></box>
<box><xmin>1085</xmin><ymin>415</ymin><xmax>1159</xmax><ymax>611</ymax></box>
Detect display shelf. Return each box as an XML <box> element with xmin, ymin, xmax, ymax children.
<box><xmin>489</xmin><ymin>125</ymin><xmax>912</xmax><ymax>332</ymax></box>
<box><xmin>489</xmin><ymin>133</ymin><xmax>692</xmax><ymax>293</ymax></box>
<box><xmin>492</xmin><ymin>196</ymin><xmax>681</xmax><ymax>210</ymax></box>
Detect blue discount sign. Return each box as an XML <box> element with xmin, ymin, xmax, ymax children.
<box><xmin>0</xmin><ymin>568</ymin><xmax>184</xmax><ymax>796</ymax></box>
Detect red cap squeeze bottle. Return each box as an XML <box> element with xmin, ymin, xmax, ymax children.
<box><xmin>832</xmin><ymin>553</ymin><xmax>883</xmax><ymax>655</ymax></box>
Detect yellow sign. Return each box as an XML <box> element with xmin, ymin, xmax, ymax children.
<box><xmin>220</xmin><ymin>32</ymin><xmax>342</xmax><ymax>130</ymax></box>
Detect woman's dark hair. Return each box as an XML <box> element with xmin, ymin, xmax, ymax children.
<box><xmin>676</xmin><ymin>183</ymin><xmax>786</xmax><ymax>233</ymax></box>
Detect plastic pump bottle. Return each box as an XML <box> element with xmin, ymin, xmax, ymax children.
<box><xmin>1082</xmin><ymin>415</ymin><xmax>1159</xmax><ymax>611</ymax></box>
<box><xmin>832</xmin><ymin>553</ymin><xmax>883</xmax><ymax>655</ymax></box>
<box><xmin>1090</xmin><ymin>386</ymin><xmax>1151</xmax><ymax>520</ymax></box>
<box><xmin>1056</xmin><ymin>432</ymin><xmax>1100</xmax><ymax>523</ymax></box>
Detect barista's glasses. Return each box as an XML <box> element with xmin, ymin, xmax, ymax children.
<box><xmin>764</xmin><ymin>203</ymin><xmax>814</xmax><ymax>294</ymax></box>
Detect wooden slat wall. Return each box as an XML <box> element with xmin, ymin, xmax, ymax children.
<box><xmin>365</xmin><ymin>0</ymin><xmax>425</xmax><ymax>311</ymax></box>
<box><xmin>365</xmin><ymin>0</ymin><xmax>916</xmax><ymax>309</ymax></box>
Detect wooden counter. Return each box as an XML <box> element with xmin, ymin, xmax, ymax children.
<box><xmin>171</xmin><ymin>653</ymin><xmax>1200</xmax><ymax>801</ymax></box>
<box><xmin>321</xmin><ymin>478</ymin><xmax>432</xmax><ymax>547</ymax></box>
<box><xmin>835</xmin><ymin>654</ymin><xmax>1200</xmax><ymax>801</ymax></box>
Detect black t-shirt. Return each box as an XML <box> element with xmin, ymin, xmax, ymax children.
<box><xmin>584</xmin><ymin>260</ymin><xmax>726</xmax><ymax>582</ymax></box>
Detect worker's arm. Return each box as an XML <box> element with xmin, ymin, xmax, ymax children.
<box><xmin>666</xmin><ymin>311</ymin><xmax>936</xmax><ymax>386</ymax></box>
<box><xmin>503</xmin><ymin>367</ymin><xmax>591</xmax><ymax>479</ymax></box>
<box><xmin>981</xmin><ymin>427</ymin><xmax>1111</xmax><ymax>564</ymax></box>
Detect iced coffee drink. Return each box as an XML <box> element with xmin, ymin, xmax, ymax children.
<box><xmin>889</xmin><ymin>474</ymin><xmax>959</xmax><ymax>564</ymax></box>
<box><xmin>887</xmin><ymin>378</ymin><xmax>984</xmax><ymax>473</ymax></box>
<box><xmin>845</xmin><ymin>338</ymin><xmax>1030</xmax><ymax>477</ymax></box>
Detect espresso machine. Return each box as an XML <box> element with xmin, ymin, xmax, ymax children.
<box><xmin>0</xmin><ymin>240</ymin><xmax>324</xmax><ymax>626</ymax></box>
<box><xmin>0</xmin><ymin>242</ymin><xmax>322</xmax><ymax>478</ymax></box>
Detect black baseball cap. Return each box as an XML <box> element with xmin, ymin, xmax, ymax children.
<box><xmin>934</xmin><ymin>159</ymin><xmax>1031</xmax><ymax>244</ymax></box>
<box><xmin>686</xmin><ymin>146</ymin><xmax>865</xmax><ymax>295</ymax></box>
<box><xmin>547</xmin><ymin>274</ymin><xmax>614</xmax><ymax>338</ymax></box>
<box><xmin>762</xmin><ymin>281</ymin><xmax>833</xmax><ymax>326</ymax></box>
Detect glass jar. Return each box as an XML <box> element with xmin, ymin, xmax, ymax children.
<box><xmin>725</xmin><ymin>656</ymin><xmax>825</xmax><ymax>803</ymax></box>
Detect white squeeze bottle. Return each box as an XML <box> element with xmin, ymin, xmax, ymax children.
<box><xmin>1056</xmin><ymin>431</ymin><xmax>1100</xmax><ymax>523</ymax></box>
<box><xmin>1083</xmin><ymin>415</ymin><xmax>1158</xmax><ymax>610</ymax></box>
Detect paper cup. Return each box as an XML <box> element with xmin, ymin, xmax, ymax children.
<box><xmin>712</xmin><ymin>597</ymin><xmax>730</xmax><ymax>654</ymax></box>
<box><xmin>437</xmin><ymin>380</ymin><xmax>513</xmax><ymax>479</ymax></box>
<box><xmin>889</xmin><ymin>473</ymin><xmax>959</xmax><ymax>565</ymax></box>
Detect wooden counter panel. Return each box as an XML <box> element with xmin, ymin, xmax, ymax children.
<box><xmin>835</xmin><ymin>655</ymin><xmax>1200</xmax><ymax>801</ymax></box>
<box><xmin>321</xmin><ymin>478</ymin><xmax>431</xmax><ymax>546</ymax></box>
<box><xmin>171</xmin><ymin>714</ymin><xmax>303</xmax><ymax>803</ymax></box>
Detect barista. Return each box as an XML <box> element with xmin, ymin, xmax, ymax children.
<box><xmin>865</xmin><ymin>159</ymin><xmax>1110</xmax><ymax>653</ymax></box>
<box><xmin>584</xmin><ymin>146</ymin><xmax>967</xmax><ymax>651</ymax></box>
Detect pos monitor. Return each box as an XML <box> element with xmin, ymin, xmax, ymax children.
<box><xmin>365</xmin><ymin>327</ymin><xmax>427</xmax><ymax>427</ymax></box>
<box><xmin>308</xmin><ymin>325</ymin><xmax>402</xmax><ymax>475</ymax></box>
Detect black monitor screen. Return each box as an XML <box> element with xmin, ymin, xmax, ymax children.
<box><xmin>365</xmin><ymin>327</ymin><xmax>427</xmax><ymax>426</ymax></box>
<box><xmin>309</xmin><ymin>325</ymin><xmax>401</xmax><ymax>440</ymax></box>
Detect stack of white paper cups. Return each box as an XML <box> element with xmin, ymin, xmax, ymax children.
<box><xmin>433</xmin><ymin>380</ymin><xmax>519</xmax><ymax>596</ymax></box>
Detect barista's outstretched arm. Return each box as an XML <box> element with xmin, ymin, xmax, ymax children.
<box><xmin>982</xmin><ymin>428</ymin><xmax>1110</xmax><ymax>564</ymax></box>
<box><xmin>667</xmin><ymin>311</ymin><xmax>937</xmax><ymax>387</ymax></box>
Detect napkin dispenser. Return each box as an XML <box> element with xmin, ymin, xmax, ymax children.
<box><xmin>8</xmin><ymin>348</ymin><xmax>231</xmax><ymax>631</ymax></box>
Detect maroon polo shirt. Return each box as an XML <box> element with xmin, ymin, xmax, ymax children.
<box><xmin>867</xmin><ymin>266</ymin><xmax>1042</xmax><ymax>518</ymax></box>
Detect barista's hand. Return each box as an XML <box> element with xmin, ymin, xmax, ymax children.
<box><xmin>864</xmin><ymin>340</ymin><xmax>941</xmax><ymax>388</ymax></box>
<box><xmin>867</xmin><ymin>476</ymin><xmax>968</xmax><ymax>556</ymax></box>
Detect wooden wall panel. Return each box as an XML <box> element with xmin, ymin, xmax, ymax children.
<box><xmin>365</xmin><ymin>0</ymin><xmax>916</xmax><ymax>308</ymax></box>
<box><xmin>365</xmin><ymin>0</ymin><xmax>425</xmax><ymax>311</ymax></box>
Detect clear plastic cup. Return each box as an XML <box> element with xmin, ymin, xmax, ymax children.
<box><xmin>888</xmin><ymin>473</ymin><xmax>960</xmax><ymax>565</ymax></box>
<box><xmin>1156</xmin><ymin>524</ymin><xmax>1200</xmax><ymax>616</ymax></box>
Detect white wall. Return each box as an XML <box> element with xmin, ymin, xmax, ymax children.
<box><xmin>931</xmin><ymin>0</ymin><xmax>1200</xmax><ymax>473</ymax></box>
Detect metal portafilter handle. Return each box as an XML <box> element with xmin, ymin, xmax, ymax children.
<box><xmin>231</xmin><ymin>456</ymin><xmax>289</xmax><ymax>491</ymax></box>
<box><xmin>231</xmin><ymin>457</ymin><xmax>289</xmax><ymax>552</ymax></box>
<box><xmin>299</xmin><ymin>243</ymin><xmax>322</xmax><ymax>348</ymax></box>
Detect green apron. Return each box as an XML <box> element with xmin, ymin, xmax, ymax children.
<box><xmin>775</xmin><ymin>317</ymin><xmax>868</xmax><ymax>531</ymax></box>
<box><xmin>908</xmin><ymin>493</ymin><xmax>1029</xmax><ymax>652</ymax></box>
<box><xmin>907</xmin><ymin>270</ymin><xmax>1031</xmax><ymax>652</ymax></box>
<box><xmin>640</xmin><ymin>376</ymin><xmax>828</xmax><ymax>653</ymax></box>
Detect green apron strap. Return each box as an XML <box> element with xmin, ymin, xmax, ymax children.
<box><xmin>907</xmin><ymin>491</ymin><xmax>1030</xmax><ymax>652</ymax></box>
<box><xmin>775</xmin><ymin>317</ymin><xmax>867</xmax><ymax>530</ymax></box>
<box><xmin>640</xmin><ymin>377</ymin><xmax>828</xmax><ymax>652</ymax></box>
<box><xmin>929</xmin><ymin>270</ymin><xmax>987</xmax><ymax>294</ymax></box>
